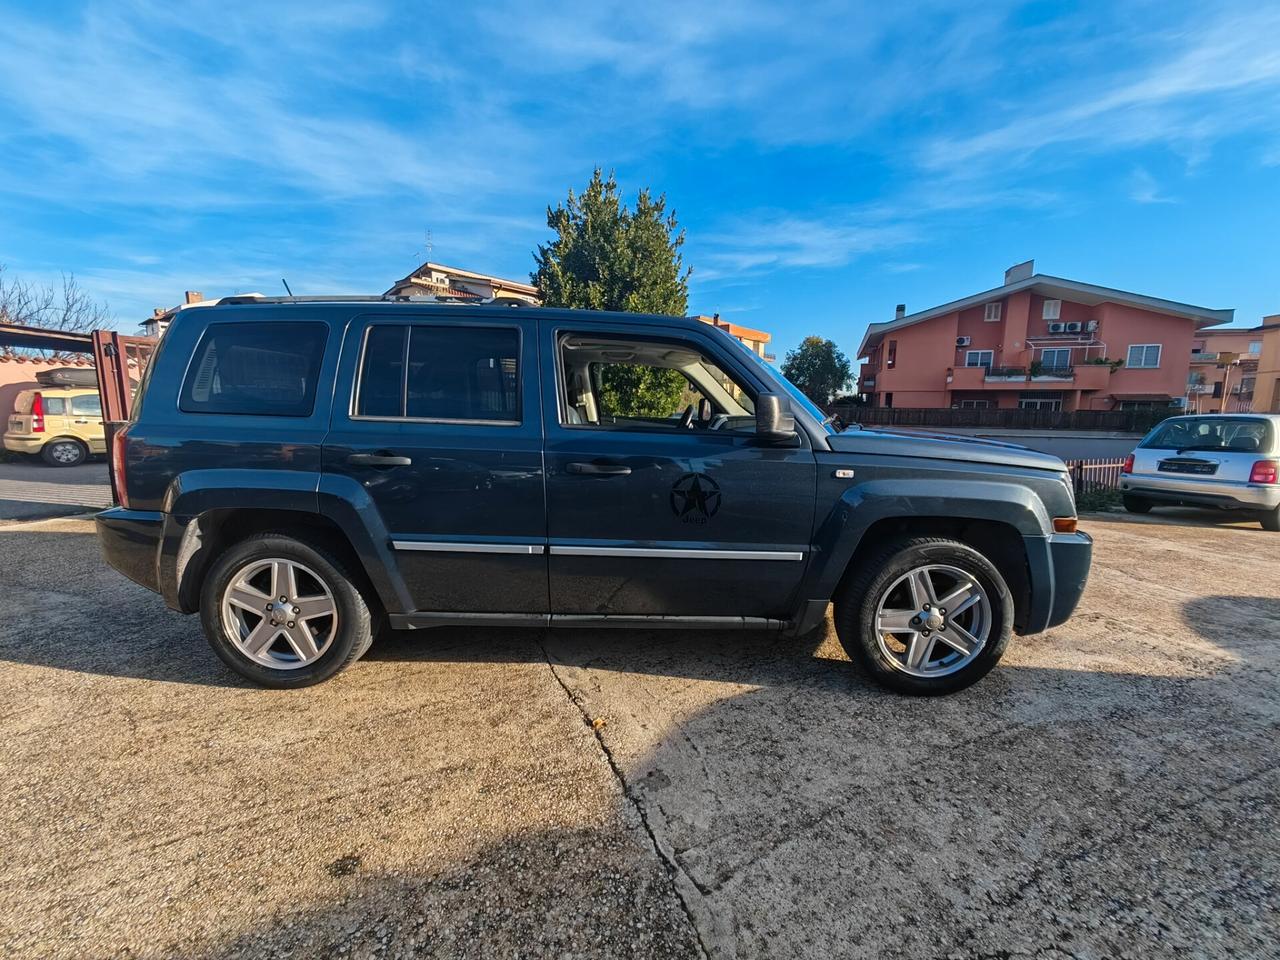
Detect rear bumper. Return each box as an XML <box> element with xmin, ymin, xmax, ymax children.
<box><xmin>3</xmin><ymin>435</ymin><xmax>44</xmax><ymax>454</ymax></box>
<box><xmin>1022</xmin><ymin>531</ymin><xmax>1093</xmax><ymax>634</ymax></box>
<box><xmin>1120</xmin><ymin>474</ymin><xmax>1280</xmax><ymax>510</ymax></box>
<box><xmin>95</xmin><ymin>507</ymin><xmax>165</xmax><ymax>595</ymax></box>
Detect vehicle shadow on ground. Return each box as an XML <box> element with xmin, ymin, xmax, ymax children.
<box><xmin>189</xmin><ymin>595</ymin><xmax>1280</xmax><ymax>960</ymax></box>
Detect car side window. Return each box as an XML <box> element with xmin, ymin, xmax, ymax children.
<box><xmin>180</xmin><ymin>321</ymin><xmax>328</xmax><ymax>417</ymax></box>
<box><xmin>354</xmin><ymin>323</ymin><xmax>520</xmax><ymax>424</ymax></box>
<box><xmin>71</xmin><ymin>394</ymin><xmax>101</xmax><ymax>416</ymax></box>
<box><xmin>43</xmin><ymin>396</ymin><xmax>67</xmax><ymax>415</ymax></box>
<box><xmin>558</xmin><ymin>332</ymin><xmax>756</xmax><ymax>433</ymax></box>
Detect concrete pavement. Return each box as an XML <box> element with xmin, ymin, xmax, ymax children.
<box><xmin>0</xmin><ymin>512</ymin><xmax>1276</xmax><ymax>959</ymax></box>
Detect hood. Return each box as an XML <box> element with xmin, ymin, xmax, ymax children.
<box><xmin>827</xmin><ymin>426</ymin><xmax>1067</xmax><ymax>472</ymax></box>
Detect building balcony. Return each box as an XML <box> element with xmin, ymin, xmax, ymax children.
<box><xmin>858</xmin><ymin>363</ymin><xmax>879</xmax><ymax>390</ymax></box>
<box><xmin>1187</xmin><ymin>382</ymin><xmax>1213</xmax><ymax>395</ymax></box>
<box><xmin>1029</xmin><ymin>366</ymin><xmax>1075</xmax><ymax>382</ymax></box>
<box><xmin>1192</xmin><ymin>351</ymin><xmax>1261</xmax><ymax>365</ymax></box>
<box><xmin>946</xmin><ymin>363</ymin><xmax>1113</xmax><ymax>391</ymax></box>
<box><xmin>984</xmin><ymin>366</ymin><xmax>1028</xmax><ymax>381</ymax></box>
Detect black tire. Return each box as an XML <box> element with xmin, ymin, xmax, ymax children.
<box><xmin>200</xmin><ymin>532</ymin><xmax>374</xmax><ymax>688</ymax></box>
<box><xmin>41</xmin><ymin>438</ymin><xmax>87</xmax><ymax>467</ymax></box>
<box><xmin>1260</xmin><ymin>507</ymin><xmax>1280</xmax><ymax>532</ymax></box>
<box><xmin>833</xmin><ymin>537</ymin><xmax>1014</xmax><ymax>696</ymax></box>
<box><xmin>1122</xmin><ymin>494</ymin><xmax>1152</xmax><ymax>514</ymax></box>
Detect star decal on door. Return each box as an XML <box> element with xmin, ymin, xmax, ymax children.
<box><xmin>670</xmin><ymin>472</ymin><xmax>722</xmax><ymax>522</ymax></box>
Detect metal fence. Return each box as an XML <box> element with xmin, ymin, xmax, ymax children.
<box><xmin>1065</xmin><ymin>458</ymin><xmax>1127</xmax><ymax>495</ymax></box>
<box><xmin>828</xmin><ymin>404</ymin><xmax>1170</xmax><ymax>433</ymax></box>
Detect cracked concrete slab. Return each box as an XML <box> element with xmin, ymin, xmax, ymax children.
<box><xmin>0</xmin><ymin>512</ymin><xmax>1276</xmax><ymax>958</ymax></box>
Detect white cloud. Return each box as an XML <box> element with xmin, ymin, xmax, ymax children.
<box><xmin>920</xmin><ymin>6</ymin><xmax>1280</xmax><ymax>173</ymax></box>
<box><xmin>1128</xmin><ymin>167</ymin><xmax>1176</xmax><ymax>204</ymax></box>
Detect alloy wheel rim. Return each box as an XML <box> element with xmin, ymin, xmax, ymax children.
<box><xmin>874</xmin><ymin>563</ymin><xmax>991</xmax><ymax>678</ymax></box>
<box><xmin>220</xmin><ymin>558</ymin><xmax>338</xmax><ymax>669</ymax></box>
<box><xmin>52</xmin><ymin>443</ymin><xmax>79</xmax><ymax>463</ymax></box>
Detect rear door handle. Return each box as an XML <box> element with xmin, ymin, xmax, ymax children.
<box><xmin>567</xmin><ymin>461</ymin><xmax>631</xmax><ymax>476</ymax></box>
<box><xmin>347</xmin><ymin>453</ymin><xmax>412</xmax><ymax>467</ymax></box>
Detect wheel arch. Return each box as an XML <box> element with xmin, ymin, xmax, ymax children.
<box><xmin>160</xmin><ymin>473</ymin><xmax>413</xmax><ymax>618</ymax></box>
<box><xmin>836</xmin><ymin>517</ymin><xmax>1031</xmax><ymax>632</ymax></box>
<box><xmin>803</xmin><ymin>480</ymin><xmax>1045</xmax><ymax>633</ymax></box>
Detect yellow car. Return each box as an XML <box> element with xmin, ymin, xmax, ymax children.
<box><xmin>4</xmin><ymin>374</ymin><xmax>105</xmax><ymax>467</ymax></box>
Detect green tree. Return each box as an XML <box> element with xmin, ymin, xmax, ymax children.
<box><xmin>781</xmin><ymin>336</ymin><xmax>853</xmax><ymax>406</ymax></box>
<box><xmin>533</xmin><ymin>169</ymin><xmax>691</xmax><ymax>417</ymax></box>
<box><xmin>596</xmin><ymin>363</ymin><xmax>689</xmax><ymax>419</ymax></box>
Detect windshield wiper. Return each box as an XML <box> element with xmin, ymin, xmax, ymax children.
<box><xmin>1174</xmin><ymin>445</ymin><xmax>1224</xmax><ymax>454</ymax></box>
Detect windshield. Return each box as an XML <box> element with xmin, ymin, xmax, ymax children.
<box><xmin>722</xmin><ymin>331</ymin><xmax>835</xmax><ymax>433</ymax></box>
<box><xmin>1141</xmin><ymin>417</ymin><xmax>1274</xmax><ymax>453</ymax></box>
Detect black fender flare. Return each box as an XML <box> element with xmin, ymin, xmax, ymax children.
<box><xmin>156</xmin><ymin>469</ymin><xmax>412</xmax><ymax>615</ymax></box>
<box><xmin>801</xmin><ymin>478</ymin><xmax>1051</xmax><ymax>603</ymax></box>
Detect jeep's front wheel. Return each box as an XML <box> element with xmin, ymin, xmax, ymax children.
<box><xmin>834</xmin><ymin>537</ymin><xmax>1013</xmax><ymax>695</ymax></box>
<box><xmin>200</xmin><ymin>533</ymin><xmax>374</xmax><ymax>688</ymax></box>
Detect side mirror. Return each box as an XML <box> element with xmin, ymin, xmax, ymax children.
<box><xmin>755</xmin><ymin>393</ymin><xmax>797</xmax><ymax>442</ymax></box>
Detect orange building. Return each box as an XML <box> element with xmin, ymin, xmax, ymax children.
<box><xmin>1186</xmin><ymin>327</ymin><xmax>1264</xmax><ymax>413</ymax></box>
<box><xmin>1250</xmin><ymin>316</ymin><xmax>1280</xmax><ymax>414</ymax></box>
<box><xmin>857</xmin><ymin>261</ymin><xmax>1233</xmax><ymax>412</ymax></box>
<box><xmin>694</xmin><ymin>314</ymin><xmax>774</xmax><ymax>362</ymax></box>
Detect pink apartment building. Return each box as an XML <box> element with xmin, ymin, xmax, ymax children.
<box><xmin>857</xmin><ymin>261</ymin><xmax>1233</xmax><ymax>412</ymax></box>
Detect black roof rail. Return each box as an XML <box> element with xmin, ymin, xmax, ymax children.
<box><xmin>203</xmin><ymin>293</ymin><xmax>539</xmax><ymax>308</ymax></box>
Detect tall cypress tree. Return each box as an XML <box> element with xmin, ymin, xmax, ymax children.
<box><xmin>533</xmin><ymin>170</ymin><xmax>692</xmax><ymax>416</ymax></box>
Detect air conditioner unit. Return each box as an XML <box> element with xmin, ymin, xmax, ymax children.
<box><xmin>1065</xmin><ymin>321</ymin><xmax>1082</xmax><ymax>333</ymax></box>
<box><xmin>1048</xmin><ymin>322</ymin><xmax>1066</xmax><ymax>334</ymax></box>
<box><xmin>1169</xmin><ymin>397</ymin><xmax>1187</xmax><ymax>408</ymax></box>
<box><xmin>1085</xmin><ymin>320</ymin><xmax>1098</xmax><ymax>332</ymax></box>
<box><xmin>956</xmin><ymin>336</ymin><xmax>971</xmax><ymax>347</ymax></box>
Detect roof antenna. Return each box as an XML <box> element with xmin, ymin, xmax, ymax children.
<box><xmin>281</xmin><ymin>278</ymin><xmax>295</xmax><ymax>298</ymax></box>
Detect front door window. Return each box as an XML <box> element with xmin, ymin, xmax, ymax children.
<box><xmin>559</xmin><ymin>333</ymin><xmax>756</xmax><ymax>433</ymax></box>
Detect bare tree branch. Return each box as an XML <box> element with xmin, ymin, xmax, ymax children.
<box><xmin>0</xmin><ymin>265</ymin><xmax>112</xmax><ymax>358</ymax></box>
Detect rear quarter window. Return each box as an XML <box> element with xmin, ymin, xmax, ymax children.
<box><xmin>180</xmin><ymin>321</ymin><xmax>328</xmax><ymax>417</ymax></box>
<box><xmin>43</xmin><ymin>396</ymin><xmax>67</xmax><ymax>415</ymax></box>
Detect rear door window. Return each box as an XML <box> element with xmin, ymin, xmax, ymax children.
<box><xmin>353</xmin><ymin>324</ymin><xmax>520</xmax><ymax>423</ymax></box>
<box><xmin>71</xmin><ymin>394</ymin><xmax>101</xmax><ymax>416</ymax></box>
<box><xmin>180</xmin><ymin>322</ymin><xmax>328</xmax><ymax>416</ymax></box>
<box><xmin>43</xmin><ymin>396</ymin><xmax>67</xmax><ymax>415</ymax></box>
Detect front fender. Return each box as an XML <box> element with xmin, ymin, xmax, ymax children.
<box><xmin>802</xmin><ymin>478</ymin><xmax>1051</xmax><ymax>602</ymax></box>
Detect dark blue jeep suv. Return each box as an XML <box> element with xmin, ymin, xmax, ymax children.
<box><xmin>96</xmin><ymin>296</ymin><xmax>1091</xmax><ymax>694</ymax></box>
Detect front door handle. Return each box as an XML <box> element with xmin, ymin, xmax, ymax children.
<box><xmin>566</xmin><ymin>461</ymin><xmax>631</xmax><ymax>476</ymax></box>
<box><xmin>348</xmin><ymin>452</ymin><xmax>412</xmax><ymax>467</ymax></box>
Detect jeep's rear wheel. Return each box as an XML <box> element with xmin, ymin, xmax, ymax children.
<box><xmin>1122</xmin><ymin>494</ymin><xmax>1152</xmax><ymax>514</ymax></box>
<box><xmin>200</xmin><ymin>533</ymin><xmax>373</xmax><ymax>688</ymax></box>
<box><xmin>834</xmin><ymin>537</ymin><xmax>1013</xmax><ymax>695</ymax></box>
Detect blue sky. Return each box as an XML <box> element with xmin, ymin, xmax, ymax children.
<box><xmin>1</xmin><ymin>1</ymin><xmax>1278</xmax><ymax>360</ymax></box>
